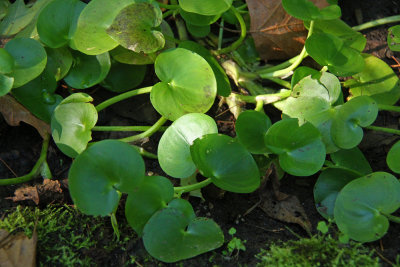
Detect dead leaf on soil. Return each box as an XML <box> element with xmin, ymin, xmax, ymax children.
<box><xmin>0</xmin><ymin>95</ymin><xmax>50</xmax><ymax>139</ymax></box>
<box><xmin>0</xmin><ymin>229</ymin><xmax>37</xmax><ymax>267</ymax></box>
<box><xmin>246</xmin><ymin>0</ymin><xmax>328</xmax><ymax>61</ymax></box>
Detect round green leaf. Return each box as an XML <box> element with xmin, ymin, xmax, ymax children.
<box><xmin>69</xmin><ymin>140</ymin><xmax>145</xmax><ymax>216</ymax></box>
<box><xmin>110</xmin><ymin>45</ymin><xmax>156</xmax><ymax>65</ymax></box>
<box><xmin>388</xmin><ymin>25</ymin><xmax>400</xmax><ymax>52</ymax></box>
<box><xmin>179</xmin><ymin>0</ymin><xmax>232</xmax><ymax>16</ymax></box>
<box><xmin>291</xmin><ymin>66</ymin><xmax>320</xmax><ymax>89</ymax></box>
<box><xmin>150</xmin><ymin>48</ymin><xmax>217</xmax><ymax>121</ymax></box>
<box><xmin>37</xmin><ymin>0</ymin><xmax>85</xmax><ymax>48</ymax></box>
<box><xmin>282</xmin><ymin>0</ymin><xmax>341</xmax><ymax>20</ymax></box>
<box><xmin>0</xmin><ymin>48</ymin><xmax>15</xmax><ymax>74</ymax></box>
<box><xmin>51</xmin><ymin>93</ymin><xmax>98</xmax><ymax>158</ymax></box>
<box><xmin>0</xmin><ymin>73</ymin><xmax>13</xmax><ymax>96</ymax></box>
<box><xmin>235</xmin><ymin>110</ymin><xmax>271</xmax><ymax>154</ymax></box>
<box><xmin>72</xmin><ymin>0</ymin><xmax>135</xmax><ymax>55</ymax></box>
<box><xmin>158</xmin><ymin>113</ymin><xmax>218</xmax><ymax>179</ymax></box>
<box><xmin>186</xmin><ymin>23</ymin><xmax>210</xmax><ymax>38</ymax></box>
<box><xmin>4</xmin><ymin>38</ymin><xmax>47</xmax><ymax>88</ymax></box>
<box><xmin>125</xmin><ymin>176</ymin><xmax>174</xmax><ymax>236</ymax></box>
<box><xmin>180</xmin><ymin>9</ymin><xmax>219</xmax><ymax>26</ymax></box>
<box><xmin>314</xmin><ymin>168</ymin><xmax>360</xmax><ymax>219</ymax></box>
<box><xmin>12</xmin><ymin>70</ymin><xmax>62</xmax><ymax>123</ymax></box>
<box><xmin>143</xmin><ymin>198</ymin><xmax>224</xmax><ymax>263</ymax></box>
<box><xmin>330</xmin><ymin>147</ymin><xmax>372</xmax><ymax>175</ymax></box>
<box><xmin>264</xmin><ymin>118</ymin><xmax>326</xmax><ymax>176</ymax></box>
<box><xmin>387</xmin><ymin>140</ymin><xmax>400</xmax><ymax>174</ymax></box>
<box><xmin>64</xmin><ymin>51</ymin><xmax>111</xmax><ymax>89</ymax></box>
<box><xmin>106</xmin><ymin>2</ymin><xmax>164</xmax><ymax>54</ymax></box>
<box><xmin>45</xmin><ymin>47</ymin><xmax>73</xmax><ymax>81</ymax></box>
<box><xmin>345</xmin><ymin>54</ymin><xmax>400</xmax><ymax>105</ymax></box>
<box><xmin>331</xmin><ymin>96</ymin><xmax>378</xmax><ymax>149</ymax></box>
<box><xmin>334</xmin><ymin>172</ymin><xmax>400</xmax><ymax>242</ymax></box>
<box><xmin>101</xmin><ymin>61</ymin><xmax>146</xmax><ymax>92</ymax></box>
<box><xmin>190</xmin><ymin>133</ymin><xmax>260</xmax><ymax>193</ymax></box>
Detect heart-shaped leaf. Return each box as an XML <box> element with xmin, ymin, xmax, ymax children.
<box><xmin>125</xmin><ymin>176</ymin><xmax>174</xmax><ymax>236</ymax></box>
<box><xmin>158</xmin><ymin>113</ymin><xmax>218</xmax><ymax>179</ymax></box>
<box><xmin>314</xmin><ymin>168</ymin><xmax>360</xmax><ymax>219</ymax></box>
<box><xmin>4</xmin><ymin>37</ymin><xmax>47</xmax><ymax>88</ymax></box>
<box><xmin>282</xmin><ymin>0</ymin><xmax>341</xmax><ymax>21</ymax></box>
<box><xmin>51</xmin><ymin>93</ymin><xmax>98</xmax><ymax>158</ymax></box>
<box><xmin>330</xmin><ymin>147</ymin><xmax>372</xmax><ymax>175</ymax></box>
<box><xmin>64</xmin><ymin>51</ymin><xmax>111</xmax><ymax>89</ymax></box>
<box><xmin>190</xmin><ymin>133</ymin><xmax>260</xmax><ymax>193</ymax></box>
<box><xmin>179</xmin><ymin>0</ymin><xmax>232</xmax><ymax>16</ymax></box>
<box><xmin>235</xmin><ymin>110</ymin><xmax>271</xmax><ymax>154</ymax></box>
<box><xmin>0</xmin><ymin>48</ymin><xmax>15</xmax><ymax>74</ymax></box>
<box><xmin>143</xmin><ymin>198</ymin><xmax>224</xmax><ymax>263</ymax></box>
<box><xmin>388</xmin><ymin>25</ymin><xmax>400</xmax><ymax>52</ymax></box>
<box><xmin>180</xmin><ymin>9</ymin><xmax>220</xmax><ymax>26</ymax></box>
<box><xmin>334</xmin><ymin>172</ymin><xmax>400</xmax><ymax>242</ymax></box>
<box><xmin>150</xmin><ymin>48</ymin><xmax>216</xmax><ymax>121</ymax></box>
<box><xmin>101</xmin><ymin>61</ymin><xmax>146</xmax><ymax>92</ymax></box>
<box><xmin>37</xmin><ymin>0</ymin><xmax>85</xmax><ymax>48</ymax></box>
<box><xmin>386</xmin><ymin>140</ymin><xmax>400</xmax><ymax>174</ymax></box>
<box><xmin>69</xmin><ymin>140</ymin><xmax>145</xmax><ymax>216</ymax></box>
<box><xmin>264</xmin><ymin>118</ymin><xmax>326</xmax><ymax>176</ymax></box>
<box><xmin>331</xmin><ymin>96</ymin><xmax>378</xmax><ymax>149</ymax></box>
<box><xmin>45</xmin><ymin>47</ymin><xmax>73</xmax><ymax>81</ymax></box>
<box><xmin>110</xmin><ymin>45</ymin><xmax>156</xmax><ymax>65</ymax></box>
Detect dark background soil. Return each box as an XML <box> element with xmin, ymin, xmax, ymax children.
<box><xmin>1</xmin><ymin>0</ymin><xmax>400</xmax><ymax>266</ymax></box>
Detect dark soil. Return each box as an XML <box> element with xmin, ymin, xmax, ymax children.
<box><xmin>1</xmin><ymin>0</ymin><xmax>400</xmax><ymax>266</ymax></box>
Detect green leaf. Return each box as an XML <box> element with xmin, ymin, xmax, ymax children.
<box><xmin>150</xmin><ymin>48</ymin><xmax>217</xmax><ymax>121</ymax></box>
<box><xmin>0</xmin><ymin>0</ymin><xmax>10</xmax><ymax>20</ymax></box>
<box><xmin>72</xmin><ymin>0</ymin><xmax>135</xmax><ymax>55</ymax></box>
<box><xmin>178</xmin><ymin>40</ymin><xmax>231</xmax><ymax>96</ymax></box>
<box><xmin>331</xmin><ymin>96</ymin><xmax>378</xmax><ymax>149</ymax></box>
<box><xmin>178</xmin><ymin>0</ymin><xmax>232</xmax><ymax>16</ymax></box>
<box><xmin>37</xmin><ymin>0</ymin><xmax>85</xmax><ymax>48</ymax></box>
<box><xmin>125</xmin><ymin>176</ymin><xmax>174</xmax><ymax>236</ymax></box>
<box><xmin>291</xmin><ymin>66</ymin><xmax>320</xmax><ymax>89</ymax></box>
<box><xmin>143</xmin><ymin>198</ymin><xmax>224</xmax><ymax>263</ymax></box>
<box><xmin>330</xmin><ymin>147</ymin><xmax>372</xmax><ymax>175</ymax></box>
<box><xmin>69</xmin><ymin>140</ymin><xmax>145</xmax><ymax>216</ymax></box>
<box><xmin>334</xmin><ymin>172</ymin><xmax>400</xmax><ymax>242</ymax></box>
<box><xmin>314</xmin><ymin>168</ymin><xmax>360</xmax><ymax>219</ymax></box>
<box><xmin>0</xmin><ymin>48</ymin><xmax>15</xmax><ymax>74</ymax></box>
<box><xmin>4</xmin><ymin>38</ymin><xmax>47</xmax><ymax>88</ymax></box>
<box><xmin>345</xmin><ymin>54</ymin><xmax>400</xmax><ymax>105</ymax></box>
<box><xmin>264</xmin><ymin>118</ymin><xmax>326</xmax><ymax>176</ymax></box>
<box><xmin>388</xmin><ymin>25</ymin><xmax>400</xmax><ymax>52</ymax></box>
<box><xmin>45</xmin><ymin>47</ymin><xmax>73</xmax><ymax>81</ymax></box>
<box><xmin>180</xmin><ymin>9</ymin><xmax>220</xmax><ymax>26</ymax></box>
<box><xmin>235</xmin><ymin>110</ymin><xmax>271</xmax><ymax>154</ymax></box>
<box><xmin>51</xmin><ymin>93</ymin><xmax>98</xmax><ymax>158</ymax></box>
<box><xmin>386</xmin><ymin>140</ymin><xmax>400</xmax><ymax>174</ymax></box>
<box><xmin>0</xmin><ymin>74</ymin><xmax>13</xmax><ymax>96</ymax></box>
<box><xmin>186</xmin><ymin>23</ymin><xmax>210</xmax><ymax>38</ymax></box>
<box><xmin>64</xmin><ymin>51</ymin><xmax>111</xmax><ymax>89</ymax></box>
<box><xmin>12</xmin><ymin>70</ymin><xmax>62</xmax><ymax>123</ymax></box>
<box><xmin>158</xmin><ymin>113</ymin><xmax>218</xmax><ymax>179</ymax></box>
<box><xmin>102</xmin><ymin>61</ymin><xmax>146</xmax><ymax>92</ymax></box>
<box><xmin>106</xmin><ymin>2</ymin><xmax>164</xmax><ymax>54</ymax></box>
<box><xmin>282</xmin><ymin>0</ymin><xmax>341</xmax><ymax>21</ymax></box>
<box><xmin>190</xmin><ymin>134</ymin><xmax>260</xmax><ymax>193</ymax></box>
<box><xmin>110</xmin><ymin>45</ymin><xmax>156</xmax><ymax>65</ymax></box>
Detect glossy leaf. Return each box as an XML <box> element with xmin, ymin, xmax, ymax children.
<box><xmin>190</xmin><ymin>134</ymin><xmax>260</xmax><ymax>193</ymax></box>
<box><xmin>51</xmin><ymin>93</ymin><xmax>98</xmax><ymax>158</ymax></box>
<box><xmin>0</xmin><ymin>74</ymin><xmax>13</xmax><ymax>96</ymax></box>
<box><xmin>69</xmin><ymin>140</ymin><xmax>145</xmax><ymax>216</ymax></box>
<box><xmin>314</xmin><ymin>168</ymin><xmax>360</xmax><ymax>219</ymax></box>
<box><xmin>0</xmin><ymin>0</ymin><xmax>28</xmax><ymax>36</ymax></box>
<box><xmin>334</xmin><ymin>172</ymin><xmax>400</xmax><ymax>242</ymax></box>
<box><xmin>37</xmin><ymin>0</ymin><xmax>85</xmax><ymax>48</ymax></box>
<box><xmin>291</xmin><ymin>66</ymin><xmax>319</xmax><ymax>89</ymax></box>
<box><xmin>180</xmin><ymin>9</ymin><xmax>220</xmax><ymax>26</ymax></box>
<box><xmin>158</xmin><ymin>113</ymin><xmax>218</xmax><ymax>179</ymax></box>
<box><xmin>150</xmin><ymin>48</ymin><xmax>217</xmax><ymax>121</ymax></box>
<box><xmin>282</xmin><ymin>0</ymin><xmax>341</xmax><ymax>21</ymax></box>
<box><xmin>4</xmin><ymin>38</ymin><xmax>47</xmax><ymax>88</ymax></box>
<box><xmin>0</xmin><ymin>48</ymin><xmax>15</xmax><ymax>74</ymax></box>
<box><xmin>179</xmin><ymin>0</ymin><xmax>232</xmax><ymax>16</ymax></box>
<box><xmin>102</xmin><ymin>62</ymin><xmax>146</xmax><ymax>92</ymax></box>
<box><xmin>186</xmin><ymin>23</ymin><xmax>210</xmax><ymax>38</ymax></box>
<box><xmin>331</xmin><ymin>96</ymin><xmax>378</xmax><ymax>149</ymax></box>
<box><xmin>330</xmin><ymin>147</ymin><xmax>372</xmax><ymax>175</ymax></box>
<box><xmin>388</xmin><ymin>25</ymin><xmax>400</xmax><ymax>52</ymax></box>
<box><xmin>264</xmin><ymin>118</ymin><xmax>326</xmax><ymax>176</ymax></box>
<box><xmin>235</xmin><ymin>110</ymin><xmax>271</xmax><ymax>154</ymax></box>
<box><xmin>110</xmin><ymin>46</ymin><xmax>156</xmax><ymax>65</ymax></box>
<box><xmin>64</xmin><ymin>51</ymin><xmax>111</xmax><ymax>89</ymax></box>
<box><xmin>387</xmin><ymin>140</ymin><xmax>400</xmax><ymax>174</ymax></box>
<box><xmin>143</xmin><ymin>198</ymin><xmax>224</xmax><ymax>263</ymax></box>
<box><xmin>45</xmin><ymin>47</ymin><xmax>73</xmax><ymax>81</ymax></box>
<box><xmin>125</xmin><ymin>176</ymin><xmax>174</xmax><ymax>236</ymax></box>
<box><xmin>106</xmin><ymin>2</ymin><xmax>164</xmax><ymax>54</ymax></box>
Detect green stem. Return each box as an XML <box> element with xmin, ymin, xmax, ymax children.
<box><xmin>132</xmin><ymin>145</ymin><xmax>158</xmax><ymax>159</ymax></box>
<box><xmin>365</xmin><ymin>125</ymin><xmax>400</xmax><ymax>135</ymax></box>
<box><xmin>157</xmin><ymin>3</ymin><xmax>179</xmax><ymax>9</ymax></box>
<box><xmin>110</xmin><ymin>191</ymin><xmax>122</xmax><ymax>240</ymax></box>
<box><xmin>162</xmin><ymin>9</ymin><xmax>175</xmax><ymax>19</ymax></box>
<box><xmin>256</xmin><ymin>55</ymin><xmax>300</xmax><ymax>75</ymax></box>
<box><xmin>378</xmin><ymin>104</ymin><xmax>400</xmax><ymax>113</ymax></box>
<box><xmin>92</xmin><ymin>125</ymin><xmax>168</xmax><ymax>132</ymax></box>
<box><xmin>0</xmin><ymin>134</ymin><xmax>50</xmax><ymax>185</ymax></box>
<box><xmin>233</xmin><ymin>89</ymin><xmax>291</xmax><ymax>104</ymax></box>
<box><xmin>96</xmin><ymin>86</ymin><xmax>152</xmax><ymax>112</ymax></box>
<box><xmin>218</xmin><ymin>18</ymin><xmax>224</xmax><ymax>50</ymax></box>
<box><xmin>254</xmin><ymin>100</ymin><xmax>264</xmax><ymax>112</ymax></box>
<box><xmin>266</xmin><ymin>77</ymin><xmax>291</xmax><ymax>89</ymax></box>
<box><xmin>352</xmin><ymin>15</ymin><xmax>400</xmax><ymax>31</ymax></box>
<box><xmin>382</xmin><ymin>213</ymin><xmax>400</xmax><ymax>223</ymax></box>
<box><xmin>118</xmin><ymin>116</ymin><xmax>168</xmax><ymax>143</ymax></box>
<box><xmin>214</xmin><ymin>6</ymin><xmax>246</xmax><ymax>55</ymax></box>
<box><xmin>173</xmin><ymin>178</ymin><xmax>212</xmax><ymax>193</ymax></box>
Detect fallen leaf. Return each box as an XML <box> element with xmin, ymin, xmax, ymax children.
<box><xmin>246</xmin><ymin>0</ymin><xmax>328</xmax><ymax>61</ymax></box>
<box><xmin>0</xmin><ymin>229</ymin><xmax>37</xmax><ymax>267</ymax></box>
<box><xmin>0</xmin><ymin>95</ymin><xmax>50</xmax><ymax>139</ymax></box>
<box><xmin>6</xmin><ymin>186</ymin><xmax>39</xmax><ymax>205</ymax></box>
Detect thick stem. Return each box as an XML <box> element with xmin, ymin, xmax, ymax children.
<box><xmin>162</xmin><ymin>9</ymin><xmax>174</xmax><ymax>19</ymax></box>
<box><xmin>378</xmin><ymin>104</ymin><xmax>400</xmax><ymax>113</ymax></box>
<box><xmin>256</xmin><ymin>55</ymin><xmax>300</xmax><ymax>75</ymax></box>
<box><xmin>233</xmin><ymin>90</ymin><xmax>291</xmax><ymax>104</ymax></box>
<box><xmin>352</xmin><ymin>15</ymin><xmax>400</xmax><ymax>31</ymax></box>
<box><xmin>0</xmin><ymin>134</ymin><xmax>50</xmax><ymax>185</ymax></box>
<box><xmin>92</xmin><ymin>125</ymin><xmax>168</xmax><ymax>132</ymax></box>
<box><xmin>132</xmin><ymin>145</ymin><xmax>158</xmax><ymax>159</ymax></box>
<box><xmin>118</xmin><ymin>116</ymin><xmax>168</xmax><ymax>143</ymax></box>
<box><xmin>95</xmin><ymin>86</ymin><xmax>152</xmax><ymax>112</ymax></box>
<box><xmin>254</xmin><ymin>100</ymin><xmax>264</xmax><ymax>112</ymax></box>
<box><xmin>266</xmin><ymin>77</ymin><xmax>291</xmax><ymax>89</ymax></box>
<box><xmin>157</xmin><ymin>3</ymin><xmax>180</xmax><ymax>9</ymax></box>
<box><xmin>365</xmin><ymin>125</ymin><xmax>400</xmax><ymax>135</ymax></box>
<box><xmin>382</xmin><ymin>213</ymin><xmax>400</xmax><ymax>223</ymax></box>
<box><xmin>174</xmin><ymin>178</ymin><xmax>212</xmax><ymax>193</ymax></box>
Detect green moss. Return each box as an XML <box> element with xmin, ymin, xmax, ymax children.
<box><xmin>255</xmin><ymin>234</ymin><xmax>380</xmax><ymax>267</ymax></box>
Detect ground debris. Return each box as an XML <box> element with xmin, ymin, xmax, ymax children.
<box><xmin>0</xmin><ymin>229</ymin><xmax>37</xmax><ymax>267</ymax></box>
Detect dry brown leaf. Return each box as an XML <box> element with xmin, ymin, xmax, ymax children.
<box><xmin>0</xmin><ymin>95</ymin><xmax>50</xmax><ymax>139</ymax></box>
<box><xmin>0</xmin><ymin>229</ymin><xmax>37</xmax><ymax>267</ymax></box>
<box><xmin>246</xmin><ymin>0</ymin><xmax>328</xmax><ymax>61</ymax></box>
